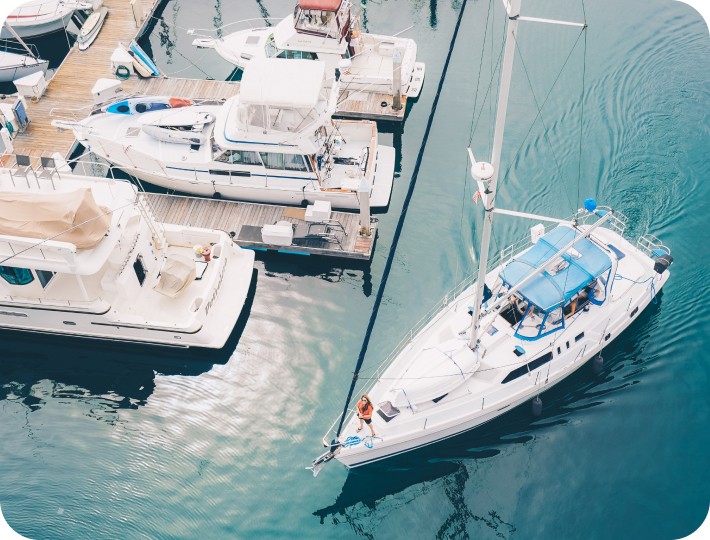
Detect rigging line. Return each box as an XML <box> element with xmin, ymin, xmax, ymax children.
<box><xmin>576</xmin><ymin>25</ymin><xmax>588</xmax><ymax>206</ymax></box>
<box><xmin>500</xmin><ymin>25</ymin><xmax>586</xmax><ymax>207</ymax></box>
<box><xmin>468</xmin><ymin>0</ymin><xmax>494</xmax><ymax>146</ymax></box>
<box><xmin>332</xmin><ymin>0</ymin><xmax>472</xmax><ymax>439</ymax></box>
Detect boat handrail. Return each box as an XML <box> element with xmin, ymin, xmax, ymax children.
<box><xmin>188</xmin><ymin>17</ymin><xmax>283</xmax><ymax>38</ymax></box>
<box><xmin>636</xmin><ymin>233</ymin><xmax>671</xmax><ymax>258</ymax></box>
<box><xmin>8</xmin><ymin>0</ymin><xmax>73</xmax><ymax>20</ymax></box>
<box><xmin>0</xmin><ymin>40</ymin><xmax>42</xmax><ymax>59</ymax></box>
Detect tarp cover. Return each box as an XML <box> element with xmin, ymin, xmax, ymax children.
<box><xmin>153</xmin><ymin>254</ymin><xmax>196</xmax><ymax>297</ymax></box>
<box><xmin>0</xmin><ymin>188</ymin><xmax>110</xmax><ymax>249</ymax></box>
<box><xmin>499</xmin><ymin>225</ymin><xmax>612</xmax><ymax>311</ymax></box>
<box><xmin>239</xmin><ymin>59</ymin><xmax>325</xmax><ymax>109</ymax></box>
<box><xmin>299</xmin><ymin>0</ymin><xmax>342</xmax><ymax>10</ymax></box>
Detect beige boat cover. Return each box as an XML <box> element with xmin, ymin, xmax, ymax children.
<box><xmin>153</xmin><ymin>254</ymin><xmax>196</xmax><ymax>297</ymax></box>
<box><xmin>0</xmin><ymin>188</ymin><xmax>111</xmax><ymax>249</ymax></box>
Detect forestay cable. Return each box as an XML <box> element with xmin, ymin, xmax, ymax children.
<box><xmin>333</xmin><ymin>0</ymin><xmax>472</xmax><ymax>439</ymax></box>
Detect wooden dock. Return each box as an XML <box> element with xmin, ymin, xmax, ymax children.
<box><xmin>4</xmin><ymin>0</ymin><xmax>156</xmax><ymax>158</ymax></box>
<box><xmin>144</xmin><ymin>193</ymin><xmax>377</xmax><ymax>260</ymax></box>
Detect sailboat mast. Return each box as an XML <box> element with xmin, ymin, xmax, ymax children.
<box><xmin>468</xmin><ymin>0</ymin><xmax>522</xmax><ymax>350</ymax></box>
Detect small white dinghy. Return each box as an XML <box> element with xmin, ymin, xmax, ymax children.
<box><xmin>78</xmin><ymin>7</ymin><xmax>108</xmax><ymax>51</ymax></box>
<box><xmin>137</xmin><ymin>109</ymin><xmax>216</xmax><ymax>146</ymax></box>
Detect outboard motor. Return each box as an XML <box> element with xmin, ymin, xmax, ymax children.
<box><xmin>653</xmin><ymin>254</ymin><xmax>674</xmax><ymax>275</ymax></box>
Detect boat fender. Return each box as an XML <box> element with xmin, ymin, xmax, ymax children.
<box><xmin>593</xmin><ymin>354</ymin><xmax>604</xmax><ymax>374</ymax></box>
<box><xmin>115</xmin><ymin>65</ymin><xmax>131</xmax><ymax>80</ymax></box>
<box><xmin>212</xmin><ymin>191</ymin><xmax>222</xmax><ymax>200</ymax></box>
<box><xmin>532</xmin><ymin>396</ymin><xmax>542</xmax><ymax>416</ymax></box>
<box><xmin>653</xmin><ymin>254</ymin><xmax>673</xmax><ymax>275</ymax></box>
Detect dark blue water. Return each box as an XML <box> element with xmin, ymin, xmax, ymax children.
<box><xmin>2</xmin><ymin>0</ymin><xmax>709</xmax><ymax>538</ymax></box>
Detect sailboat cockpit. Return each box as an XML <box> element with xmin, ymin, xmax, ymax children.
<box><xmin>497</xmin><ymin>225</ymin><xmax>614</xmax><ymax>341</ymax></box>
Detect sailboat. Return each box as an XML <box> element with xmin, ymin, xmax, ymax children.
<box><xmin>312</xmin><ymin>0</ymin><xmax>674</xmax><ymax>472</ymax></box>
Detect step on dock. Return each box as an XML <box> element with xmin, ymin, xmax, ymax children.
<box><xmin>145</xmin><ymin>194</ymin><xmax>378</xmax><ymax>261</ymax></box>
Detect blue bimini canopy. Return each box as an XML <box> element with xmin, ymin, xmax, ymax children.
<box><xmin>499</xmin><ymin>225</ymin><xmax>612</xmax><ymax>312</ymax></box>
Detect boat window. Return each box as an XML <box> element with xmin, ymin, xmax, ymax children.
<box><xmin>259</xmin><ymin>152</ymin><xmax>286</xmax><ymax>170</ymax></box>
<box><xmin>0</xmin><ymin>266</ymin><xmax>34</xmax><ymax>286</ymax></box>
<box><xmin>283</xmin><ymin>154</ymin><xmax>309</xmax><ymax>172</ymax></box>
<box><xmin>215</xmin><ymin>150</ymin><xmax>262</xmax><ymax>166</ymax></box>
<box><xmin>277</xmin><ymin>50</ymin><xmax>318</xmax><ymax>60</ymax></box>
<box><xmin>502</xmin><ymin>352</ymin><xmax>553</xmax><ymax>384</ymax></box>
<box><xmin>630</xmin><ymin>307</ymin><xmax>639</xmax><ymax>318</ymax></box>
<box><xmin>133</xmin><ymin>255</ymin><xmax>147</xmax><ymax>286</ymax></box>
<box><xmin>36</xmin><ymin>270</ymin><xmax>56</xmax><ymax>288</ymax></box>
<box><xmin>575</xmin><ymin>332</ymin><xmax>585</xmax><ymax>342</ymax></box>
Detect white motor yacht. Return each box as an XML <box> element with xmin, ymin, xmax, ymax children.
<box><xmin>56</xmin><ymin>59</ymin><xmax>395</xmax><ymax>210</ymax></box>
<box><xmin>312</xmin><ymin>0</ymin><xmax>674</xmax><ymax>472</ymax></box>
<box><xmin>0</xmin><ymin>167</ymin><xmax>255</xmax><ymax>348</ymax></box>
<box><xmin>192</xmin><ymin>0</ymin><xmax>425</xmax><ymax>98</ymax></box>
<box><xmin>1</xmin><ymin>0</ymin><xmax>80</xmax><ymax>39</ymax></box>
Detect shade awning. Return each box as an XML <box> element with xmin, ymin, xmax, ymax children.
<box><xmin>0</xmin><ymin>188</ymin><xmax>111</xmax><ymax>249</ymax></box>
<box><xmin>499</xmin><ymin>225</ymin><xmax>612</xmax><ymax>311</ymax></box>
<box><xmin>298</xmin><ymin>0</ymin><xmax>342</xmax><ymax>11</ymax></box>
<box><xmin>239</xmin><ymin>59</ymin><xmax>325</xmax><ymax>109</ymax></box>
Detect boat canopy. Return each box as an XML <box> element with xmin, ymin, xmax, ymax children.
<box><xmin>298</xmin><ymin>0</ymin><xmax>342</xmax><ymax>11</ymax></box>
<box><xmin>499</xmin><ymin>225</ymin><xmax>612</xmax><ymax>312</ymax></box>
<box><xmin>0</xmin><ymin>188</ymin><xmax>111</xmax><ymax>250</ymax></box>
<box><xmin>239</xmin><ymin>59</ymin><xmax>325</xmax><ymax>109</ymax></box>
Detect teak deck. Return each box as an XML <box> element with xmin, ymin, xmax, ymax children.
<box><xmin>144</xmin><ymin>193</ymin><xmax>377</xmax><ymax>260</ymax></box>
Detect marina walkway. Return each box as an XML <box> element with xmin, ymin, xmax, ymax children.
<box><xmin>145</xmin><ymin>193</ymin><xmax>377</xmax><ymax>260</ymax></box>
<box><xmin>6</xmin><ymin>0</ymin><xmax>156</xmax><ymax>158</ymax></box>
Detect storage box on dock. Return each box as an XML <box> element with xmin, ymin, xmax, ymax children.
<box><xmin>261</xmin><ymin>222</ymin><xmax>294</xmax><ymax>246</ymax></box>
<box><xmin>92</xmin><ymin>78</ymin><xmax>123</xmax><ymax>104</ymax></box>
<box><xmin>14</xmin><ymin>71</ymin><xmax>47</xmax><ymax>99</ymax></box>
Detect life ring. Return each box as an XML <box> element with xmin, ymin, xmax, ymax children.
<box><xmin>115</xmin><ymin>65</ymin><xmax>131</xmax><ymax>80</ymax></box>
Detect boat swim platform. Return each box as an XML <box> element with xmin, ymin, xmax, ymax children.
<box><xmin>144</xmin><ymin>193</ymin><xmax>378</xmax><ymax>261</ymax></box>
<box><xmin>2</xmin><ymin>0</ymin><xmax>158</xmax><ymax>158</ymax></box>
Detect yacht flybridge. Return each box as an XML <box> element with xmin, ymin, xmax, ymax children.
<box><xmin>0</xmin><ymin>169</ymin><xmax>255</xmax><ymax>348</ymax></box>
<box><xmin>192</xmin><ymin>0</ymin><xmax>425</xmax><ymax>99</ymax></box>
<box><xmin>312</xmin><ymin>0</ymin><xmax>674</xmax><ymax>472</ymax></box>
<box><xmin>55</xmin><ymin>59</ymin><xmax>395</xmax><ymax>210</ymax></box>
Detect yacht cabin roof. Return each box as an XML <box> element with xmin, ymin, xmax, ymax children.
<box><xmin>499</xmin><ymin>225</ymin><xmax>612</xmax><ymax>312</ymax></box>
<box><xmin>239</xmin><ymin>59</ymin><xmax>325</xmax><ymax>110</ymax></box>
<box><xmin>298</xmin><ymin>0</ymin><xmax>342</xmax><ymax>11</ymax></box>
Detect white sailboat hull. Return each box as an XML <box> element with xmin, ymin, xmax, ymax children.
<box><xmin>333</xmin><ymin>228</ymin><xmax>670</xmax><ymax>467</ymax></box>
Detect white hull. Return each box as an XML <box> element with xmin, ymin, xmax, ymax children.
<box><xmin>93</xmin><ymin>145</ymin><xmax>395</xmax><ymax>210</ymax></box>
<box><xmin>0</xmin><ymin>233</ymin><xmax>254</xmax><ymax>349</ymax></box>
<box><xmin>331</xmin><ymin>226</ymin><xmax>670</xmax><ymax>467</ymax></box>
<box><xmin>0</xmin><ymin>56</ymin><xmax>49</xmax><ymax>83</ymax></box>
<box><xmin>1</xmin><ymin>9</ymin><xmax>74</xmax><ymax>39</ymax></box>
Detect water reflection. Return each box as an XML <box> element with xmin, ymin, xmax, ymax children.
<box><xmin>258</xmin><ymin>251</ymin><xmax>373</xmax><ymax>297</ymax></box>
<box><xmin>0</xmin><ymin>269</ymin><xmax>257</xmax><ymax>419</ymax></box>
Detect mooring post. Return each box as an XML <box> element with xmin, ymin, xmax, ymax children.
<box><xmin>392</xmin><ymin>47</ymin><xmax>403</xmax><ymax>110</ymax></box>
<box><xmin>358</xmin><ymin>179</ymin><xmax>371</xmax><ymax>236</ymax></box>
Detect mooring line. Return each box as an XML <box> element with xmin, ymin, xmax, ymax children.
<box><xmin>333</xmin><ymin>0</ymin><xmax>471</xmax><ymax>438</ymax></box>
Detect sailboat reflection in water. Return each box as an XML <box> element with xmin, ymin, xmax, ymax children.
<box><xmin>313</xmin><ymin>0</ymin><xmax>674</xmax><ymax>473</ymax></box>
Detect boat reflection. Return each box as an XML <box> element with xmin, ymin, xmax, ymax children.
<box><xmin>0</xmin><ymin>269</ymin><xmax>257</xmax><ymax>417</ymax></box>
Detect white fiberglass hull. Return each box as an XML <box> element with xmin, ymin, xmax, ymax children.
<box><xmin>0</xmin><ymin>239</ymin><xmax>254</xmax><ymax>349</ymax></box>
<box><xmin>332</xmin><ymin>228</ymin><xmax>670</xmax><ymax>467</ymax></box>
<box><xmin>0</xmin><ymin>52</ymin><xmax>49</xmax><ymax>83</ymax></box>
<box><xmin>1</xmin><ymin>8</ymin><xmax>74</xmax><ymax>39</ymax></box>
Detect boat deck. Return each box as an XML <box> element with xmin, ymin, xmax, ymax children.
<box><xmin>144</xmin><ymin>193</ymin><xmax>377</xmax><ymax>261</ymax></box>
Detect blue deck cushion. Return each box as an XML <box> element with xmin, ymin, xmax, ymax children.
<box><xmin>500</xmin><ymin>225</ymin><xmax>612</xmax><ymax>312</ymax></box>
